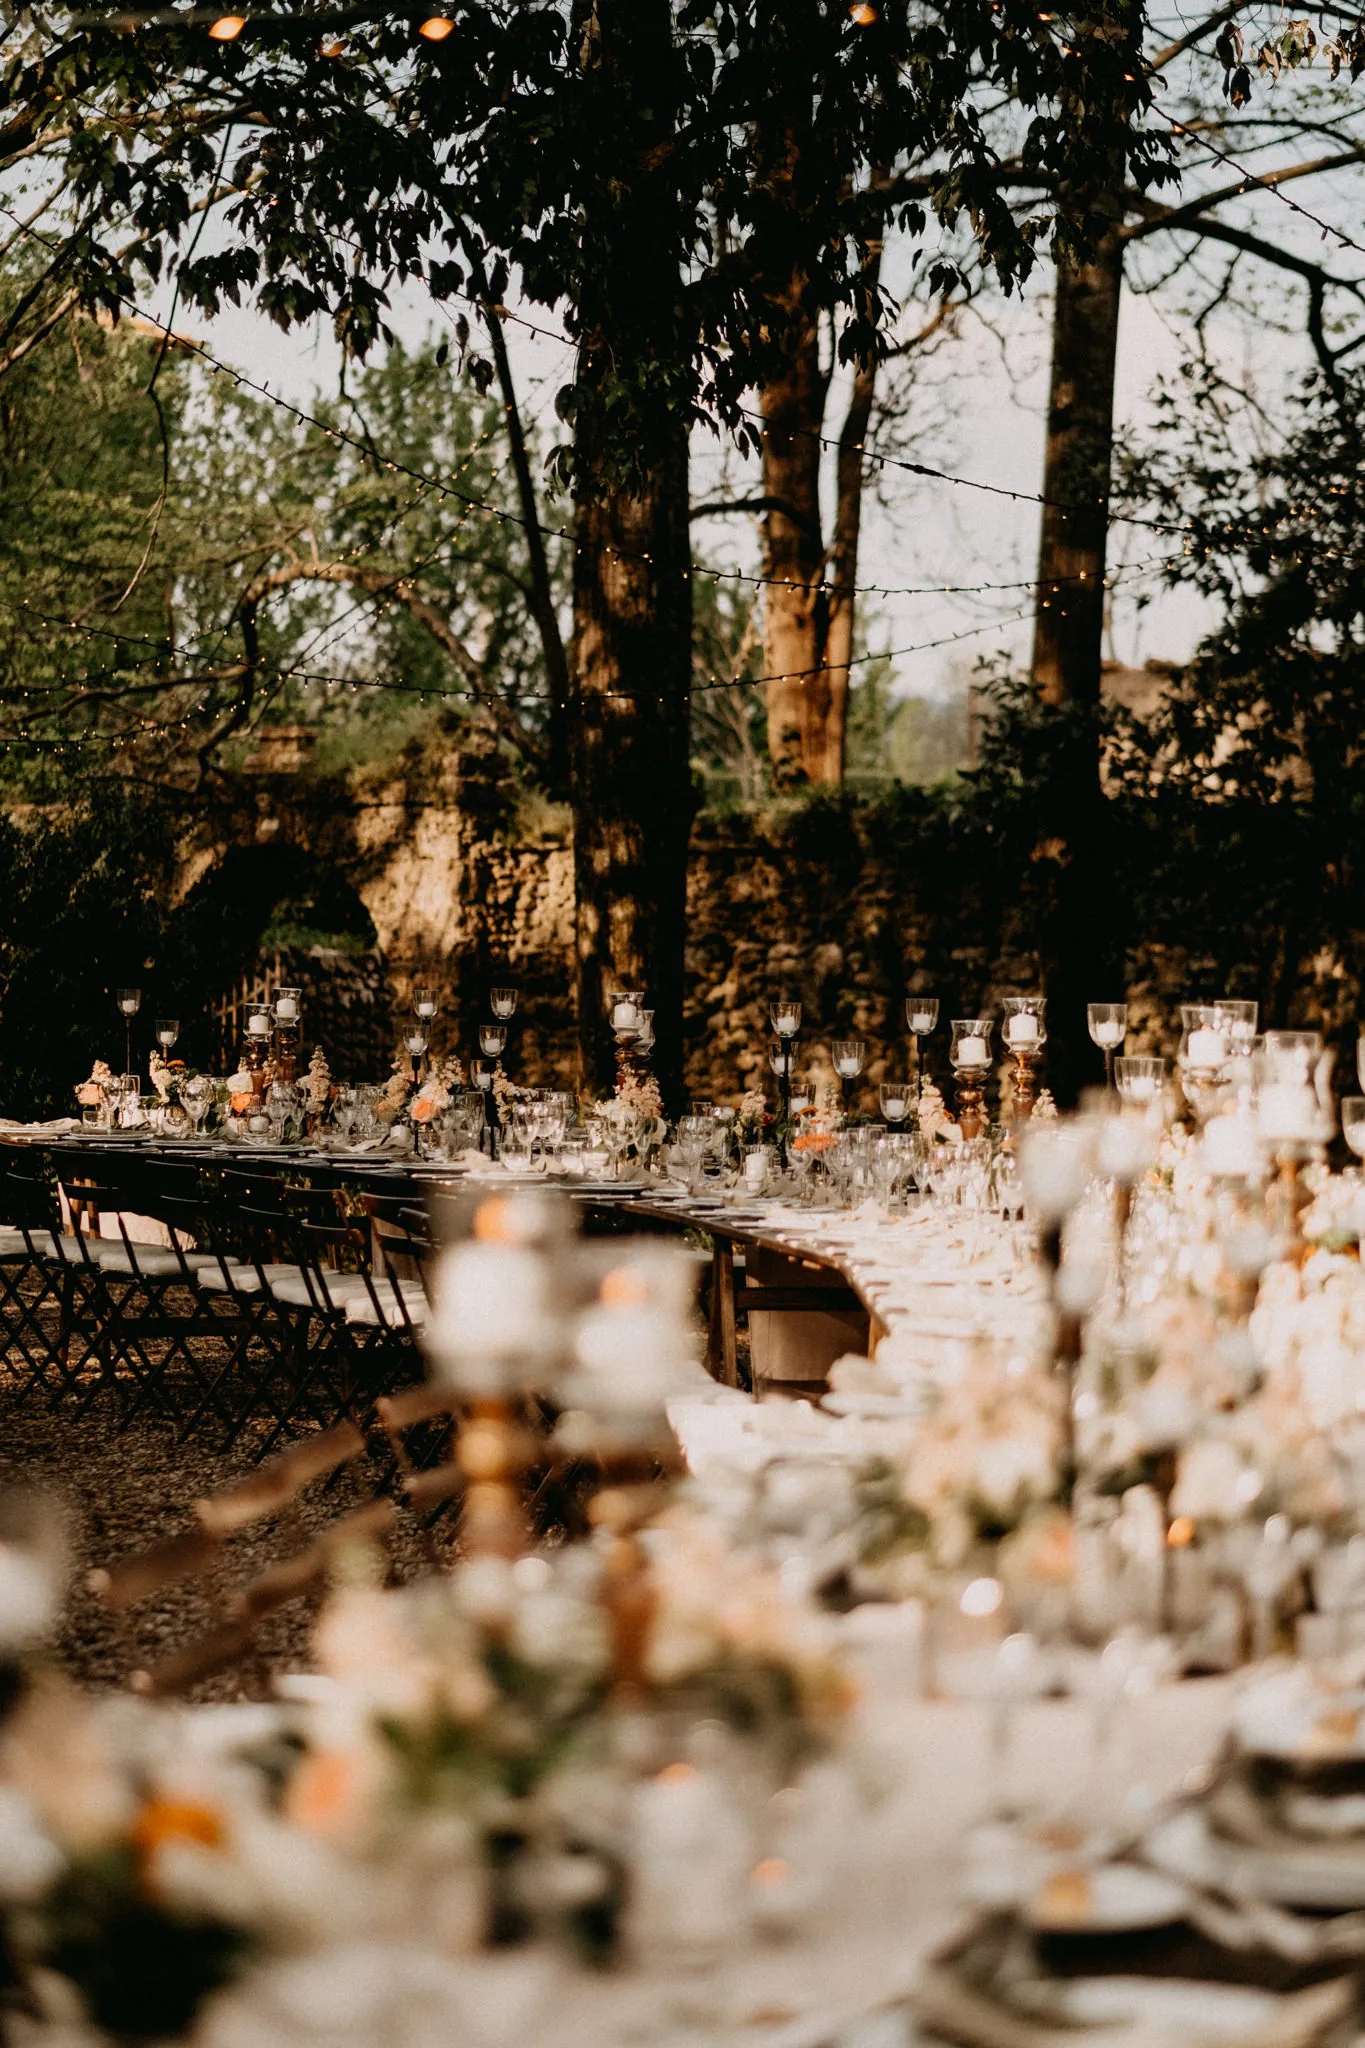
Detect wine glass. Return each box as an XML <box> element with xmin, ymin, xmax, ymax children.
<box><xmin>1087</xmin><ymin>1002</ymin><xmax>1127</xmax><ymax>1089</ymax></box>
<box><xmin>879</xmin><ymin>1080</ymin><xmax>911</xmax><ymax>1125</ymax></box>
<box><xmin>1343</xmin><ymin>1097</ymin><xmax>1365</xmax><ymax>1163</ymax></box>
<box><xmin>155</xmin><ymin>1017</ymin><xmax>179</xmax><ymax>1054</ymax></box>
<box><xmin>181</xmin><ymin>1074</ymin><xmax>212</xmax><ymax>1134</ymax></box>
<box><xmin>116</xmin><ymin>987</ymin><xmax>141</xmax><ymax>1072</ymax></box>
<box><xmin>490</xmin><ymin>986</ymin><xmax>519</xmax><ymax>1020</ymax></box>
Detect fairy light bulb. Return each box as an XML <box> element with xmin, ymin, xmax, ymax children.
<box><xmin>418</xmin><ymin>14</ymin><xmax>454</xmax><ymax>38</ymax></box>
<box><xmin>208</xmin><ymin>13</ymin><xmax>245</xmax><ymax>37</ymax></box>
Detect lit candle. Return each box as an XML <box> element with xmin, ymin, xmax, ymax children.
<box><xmin>955</xmin><ymin>1035</ymin><xmax>989</xmax><ymax>1068</ymax></box>
<box><xmin>1093</xmin><ymin>1019</ymin><xmax>1124</xmax><ymax>1046</ymax></box>
<box><xmin>744</xmin><ymin>1150</ymin><xmax>767</xmax><ymax>1187</ymax></box>
<box><xmin>1005</xmin><ymin>1013</ymin><xmax>1040</xmax><ymax>1047</ymax></box>
<box><xmin>416</xmin><ymin>997</ymin><xmax>437</xmax><ymax>1019</ymax></box>
<box><xmin>1186</xmin><ymin>1027</ymin><xmax>1226</xmax><ymax>1067</ymax></box>
<box><xmin>910</xmin><ymin>1011</ymin><xmax>934</xmax><ymax>1034</ymax></box>
<box><xmin>275</xmin><ymin>996</ymin><xmax>298</xmax><ymax>1022</ymax></box>
<box><xmin>1126</xmin><ymin>1076</ymin><xmax>1158</xmax><ymax>1103</ymax></box>
<box><xmin>247</xmin><ymin>1014</ymin><xmax>270</xmax><ymax>1037</ymax></box>
<box><xmin>612</xmin><ymin>999</ymin><xmax>639</xmax><ymax>1030</ymax></box>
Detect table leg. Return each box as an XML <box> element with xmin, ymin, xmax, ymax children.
<box><xmin>708</xmin><ymin>1238</ymin><xmax>738</xmax><ymax>1388</ymax></box>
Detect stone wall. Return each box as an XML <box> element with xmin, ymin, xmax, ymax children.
<box><xmin>182</xmin><ymin>734</ymin><xmax>1362</xmax><ymax>1107</ymax></box>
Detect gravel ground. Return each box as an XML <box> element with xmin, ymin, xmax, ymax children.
<box><xmin>0</xmin><ymin>1275</ymin><xmax>443</xmax><ymax>1701</ymax></box>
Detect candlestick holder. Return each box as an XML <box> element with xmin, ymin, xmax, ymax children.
<box><xmin>606</xmin><ymin>988</ymin><xmax>647</xmax><ymax>1091</ymax></box>
<box><xmin>1087</xmin><ymin>1000</ymin><xmax>1127</xmax><ymax>1090</ymax></box>
<box><xmin>830</xmin><ymin>1038</ymin><xmax>865</xmax><ymax>1116</ymax></box>
<box><xmin>478</xmin><ymin>1023</ymin><xmax>509</xmax><ymax>1159</ymax></box>
<box><xmin>905</xmin><ymin>995</ymin><xmax>939</xmax><ymax>1100</ymax></box>
<box><xmin>949</xmin><ymin>1018</ymin><xmax>994</xmax><ymax>1139</ymax></box>
<box><xmin>1001</xmin><ymin>996</ymin><xmax>1047</xmax><ymax>1125</ymax></box>
<box><xmin>769</xmin><ymin>999</ymin><xmax>801</xmax><ymax>1156</ymax></box>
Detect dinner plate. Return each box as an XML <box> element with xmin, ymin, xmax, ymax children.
<box><xmin>1025</xmin><ymin>1862</ymin><xmax>1190</xmax><ymax>1933</ymax></box>
<box><xmin>1147</xmin><ymin>1807</ymin><xmax>1365</xmax><ymax>1910</ymax></box>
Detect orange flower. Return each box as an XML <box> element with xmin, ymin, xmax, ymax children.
<box><xmin>410</xmin><ymin>1098</ymin><xmax>440</xmax><ymax>1123</ymax></box>
<box><xmin>132</xmin><ymin>1797</ymin><xmax>225</xmax><ymax>1858</ymax></box>
<box><xmin>793</xmin><ymin>1129</ymin><xmax>834</xmax><ymax>1154</ymax></box>
<box><xmin>230</xmin><ymin>1091</ymin><xmax>253</xmax><ymax>1114</ymax></box>
<box><xmin>285</xmin><ymin>1748</ymin><xmax>369</xmax><ymax>1834</ymax></box>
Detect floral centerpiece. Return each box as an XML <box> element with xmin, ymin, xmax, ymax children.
<box><xmin>74</xmin><ymin>1060</ymin><xmax>112</xmax><ymax>1110</ymax></box>
<box><xmin>411</xmin><ymin>1055</ymin><xmax>467</xmax><ymax>1127</ymax></box>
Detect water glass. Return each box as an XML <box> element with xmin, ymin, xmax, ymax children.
<box><xmin>1343</xmin><ymin>1097</ymin><xmax>1365</xmax><ymax>1161</ymax></box>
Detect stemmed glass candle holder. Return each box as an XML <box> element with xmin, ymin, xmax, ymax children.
<box><xmin>1087</xmin><ymin>1001</ymin><xmax>1127</xmax><ymax>1089</ymax></box>
<box><xmin>413</xmin><ymin>986</ymin><xmax>439</xmax><ymax>1022</ymax></box>
<box><xmin>272</xmin><ymin>986</ymin><xmax>302</xmax><ymax>1025</ymax></box>
<box><xmin>272</xmin><ymin>986</ymin><xmax>302</xmax><ymax>1081</ymax></box>
<box><xmin>906</xmin><ymin>996</ymin><xmax>939</xmax><ymax>1097</ymax></box>
<box><xmin>116</xmin><ymin>988</ymin><xmax>141</xmax><ymax>1074</ymax></box>
<box><xmin>405</xmin><ymin>1025</ymin><xmax>430</xmax><ymax>1082</ymax></box>
<box><xmin>479</xmin><ymin>1023</ymin><xmax>508</xmax><ymax>1061</ymax></box>
<box><xmin>1342</xmin><ymin>1097</ymin><xmax>1365</xmax><ymax>1165</ymax></box>
<box><xmin>490</xmin><ymin>986</ymin><xmax>518</xmax><ymax>1021</ymax></box>
<box><xmin>830</xmin><ymin>1039</ymin><xmax>865</xmax><ymax>1112</ymax></box>
<box><xmin>770</xmin><ymin>999</ymin><xmax>801</xmax><ymax>1040</ymax></box>
<box><xmin>950</xmin><ymin>1019</ymin><xmax>993</xmax><ymax>1139</ymax></box>
<box><xmin>1001</xmin><ymin>997</ymin><xmax>1047</xmax><ymax>1122</ymax></box>
<box><xmin>155</xmin><ymin>1018</ymin><xmax>179</xmax><ymax>1054</ymax></box>
<box><xmin>243</xmin><ymin>1002</ymin><xmax>272</xmax><ymax>1094</ymax></box>
<box><xmin>1178</xmin><ymin>1007</ymin><xmax>1231</xmax><ymax>1126</ymax></box>
<box><xmin>768</xmin><ymin>1000</ymin><xmax>801</xmax><ymax>1153</ymax></box>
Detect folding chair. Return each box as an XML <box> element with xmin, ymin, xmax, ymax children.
<box><xmin>88</xmin><ymin>1422</ymin><xmax>392</xmax><ymax>1695</ymax></box>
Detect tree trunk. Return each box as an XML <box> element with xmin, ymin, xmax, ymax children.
<box><xmin>823</xmin><ymin>324</ymin><xmax>880</xmax><ymax>785</ymax></box>
<box><xmin>760</xmin><ymin>295</ymin><xmax>831</xmax><ymax>789</ymax></box>
<box><xmin>1032</xmin><ymin>222</ymin><xmax>1123</xmax><ymax>708</ymax></box>
<box><xmin>570</xmin><ymin>429</ymin><xmax>692</xmax><ymax>1107</ymax></box>
<box><xmin>568</xmin><ymin>0</ymin><xmax>694</xmax><ymax>1108</ymax></box>
<box><xmin>1030</xmin><ymin>213</ymin><xmax>1125</xmax><ymax>1103</ymax></box>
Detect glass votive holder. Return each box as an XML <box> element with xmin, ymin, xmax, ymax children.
<box><xmin>155</xmin><ymin>1017</ymin><xmax>179</xmax><ymax>1051</ymax></box>
<box><xmin>769</xmin><ymin>1038</ymin><xmax>794</xmax><ymax>1077</ymax></box>
<box><xmin>634</xmin><ymin>1008</ymin><xmax>656</xmax><ymax>1052</ymax></box>
<box><xmin>490</xmin><ymin>986</ymin><xmax>518</xmax><ymax>1020</ymax></box>
<box><xmin>245</xmin><ymin>1001</ymin><xmax>272</xmax><ymax>1043</ymax></box>
<box><xmin>1086</xmin><ymin>1001</ymin><xmax>1126</xmax><ymax>1050</ymax></box>
<box><xmin>116</xmin><ymin>988</ymin><xmax>141</xmax><ymax>1017</ymax></box>
<box><xmin>1002</xmin><ymin>996</ymin><xmax>1047</xmax><ymax>1050</ymax></box>
<box><xmin>413</xmin><ymin>986</ymin><xmax>439</xmax><ymax>1020</ymax></box>
<box><xmin>831</xmin><ymin>1039</ymin><xmax>865</xmax><ymax>1080</ymax></box>
<box><xmin>906</xmin><ymin>996</ymin><xmax>939</xmax><ymax>1036</ymax></box>
<box><xmin>1179</xmin><ymin>1023</ymin><xmax>1228</xmax><ymax>1072</ymax></box>
<box><xmin>609</xmin><ymin>990</ymin><xmax>641</xmax><ymax>1034</ymax></box>
<box><xmin>949</xmin><ymin>1019</ymin><xmax>993</xmax><ymax>1071</ymax></box>
<box><xmin>1115</xmin><ymin>1055</ymin><xmax>1165</xmax><ymax>1106</ymax></box>
<box><xmin>789</xmin><ymin>1078</ymin><xmax>814</xmax><ymax>1114</ymax></box>
<box><xmin>770</xmin><ymin>999</ymin><xmax>802</xmax><ymax>1039</ymax></box>
<box><xmin>479</xmin><ymin>1023</ymin><xmax>508</xmax><ymax>1059</ymax></box>
<box><xmin>879</xmin><ymin>1081</ymin><xmax>911</xmax><ymax>1123</ymax></box>
<box><xmin>1261</xmin><ymin>1028</ymin><xmax>1322</xmax><ymax>1079</ymax></box>
<box><xmin>272</xmin><ymin>985</ymin><xmax>302</xmax><ymax>1025</ymax></box>
<box><xmin>1214</xmin><ymin>998</ymin><xmax>1258</xmax><ymax>1050</ymax></box>
<box><xmin>405</xmin><ymin>1029</ymin><xmax>430</xmax><ymax>1059</ymax></box>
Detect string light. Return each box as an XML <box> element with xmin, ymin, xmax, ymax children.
<box><xmin>417</xmin><ymin>15</ymin><xmax>453</xmax><ymax>39</ymax></box>
<box><xmin>208</xmin><ymin>14</ymin><xmax>245</xmax><ymax>38</ymax></box>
